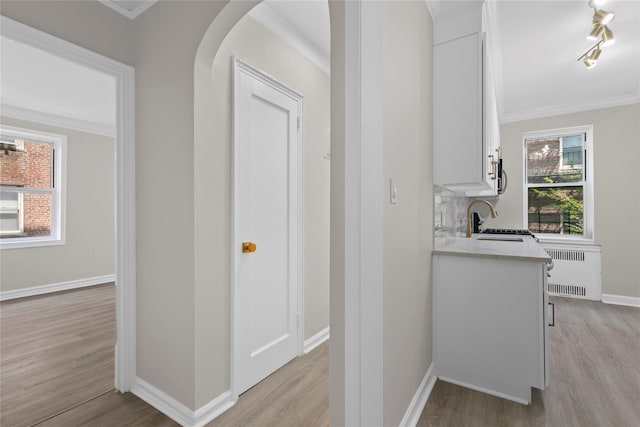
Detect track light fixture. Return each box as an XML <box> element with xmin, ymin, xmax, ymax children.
<box><xmin>601</xmin><ymin>26</ymin><xmax>615</xmax><ymax>47</ymax></box>
<box><xmin>587</xmin><ymin>23</ymin><xmax>604</xmax><ymax>40</ymax></box>
<box><xmin>579</xmin><ymin>0</ymin><xmax>616</xmax><ymax>68</ymax></box>
<box><xmin>592</xmin><ymin>8</ymin><xmax>615</xmax><ymax>25</ymax></box>
<box><xmin>578</xmin><ymin>41</ymin><xmax>602</xmax><ymax>68</ymax></box>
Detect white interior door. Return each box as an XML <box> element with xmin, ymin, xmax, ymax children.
<box><xmin>233</xmin><ymin>58</ymin><xmax>303</xmax><ymax>395</ymax></box>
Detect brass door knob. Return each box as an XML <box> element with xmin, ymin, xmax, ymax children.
<box><xmin>242</xmin><ymin>242</ymin><xmax>257</xmax><ymax>253</ymax></box>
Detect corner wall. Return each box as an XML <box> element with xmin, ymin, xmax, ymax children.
<box><xmin>383</xmin><ymin>2</ymin><xmax>434</xmax><ymax>425</ymax></box>
<box><xmin>488</xmin><ymin>104</ymin><xmax>640</xmax><ymax>298</ymax></box>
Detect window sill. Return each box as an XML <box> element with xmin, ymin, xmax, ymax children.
<box><xmin>0</xmin><ymin>236</ymin><xmax>65</xmax><ymax>250</ymax></box>
<box><xmin>537</xmin><ymin>236</ymin><xmax>599</xmax><ymax>247</ymax></box>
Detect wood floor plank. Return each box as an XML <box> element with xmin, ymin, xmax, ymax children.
<box><xmin>1</xmin><ymin>284</ymin><xmax>116</xmax><ymax>427</ymax></box>
<box><xmin>35</xmin><ymin>390</ymin><xmax>178</xmax><ymax>427</ymax></box>
<box><xmin>206</xmin><ymin>342</ymin><xmax>329</xmax><ymax>427</ymax></box>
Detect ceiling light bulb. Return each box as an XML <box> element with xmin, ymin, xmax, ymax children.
<box><xmin>593</xmin><ymin>8</ymin><xmax>614</xmax><ymax>25</ymax></box>
<box><xmin>588</xmin><ymin>0</ymin><xmax>607</xmax><ymax>7</ymax></box>
<box><xmin>583</xmin><ymin>57</ymin><xmax>597</xmax><ymax>68</ymax></box>
<box><xmin>587</xmin><ymin>24</ymin><xmax>604</xmax><ymax>40</ymax></box>
<box><xmin>601</xmin><ymin>26</ymin><xmax>615</xmax><ymax>47</ymax></box>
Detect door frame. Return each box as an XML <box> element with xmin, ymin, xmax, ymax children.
<box><xmin>230</xmin><ymin>57</ymin><xmax>304</xmax><ymax>398</ymax></box>
<box><xmin>0</xmin><ymin>16</ymin><xmax>137</xmax><ymax>392</ymax></box>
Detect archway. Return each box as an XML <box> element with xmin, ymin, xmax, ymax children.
<box><xmin>192</xmin><ymin>2</ymin><xmax>385</xmax><ymax>425</ymax></box>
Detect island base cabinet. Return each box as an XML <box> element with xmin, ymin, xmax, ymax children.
<box><xmin>433</xmin><ymin>254</ymin><xmax>548</xmax><ymax>404</ymax></box>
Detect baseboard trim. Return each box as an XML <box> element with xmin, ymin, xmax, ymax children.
<box><xmin>0</xmin><ymin>274</ymin><xmax>116</xmax><ymax>301</ymax></box>
<box><xmin>438</xmin><ymin>376</ymin><xmax>530</xmax><ymax>405</ymax></box>
<box><xmin>602</xmin><ymin>293</ymin><xmax>640</xmax><ymax>308</ymax></box>
<box><xmin>303</xmin><ymin>326</ymin><xmax>330</xmax><ymax>353</ymax></box>
<box><xmin>131</xmin><ymin>377</ymin><xmax>236</xmax><ymax>427</ymax></box>
<box><xmin>192</xmin><ymin>390</ymin><xmax>236</xmax><ymax>427</ymax></box>
<box><xmin>399</xmin><ymin>363</ymin><xmax>437</xmax><ymax>427</ymax></box>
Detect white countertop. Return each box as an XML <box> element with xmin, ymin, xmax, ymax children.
<box><xmin>433</xmin><ymin>235</ymin><xmax>552</xmax><ymax>262</ymax></box>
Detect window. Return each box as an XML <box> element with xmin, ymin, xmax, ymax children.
<box><xmin>0</xmin><ymin>126</ymin><xmax>66</xmax><ymax>249</ymax></box>
<box><xmin>524</xmin><ymin>125</ymin><xmax>593</xmax><ymax>240</ymax></box>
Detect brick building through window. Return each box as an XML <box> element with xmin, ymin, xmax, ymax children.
<box><xmin>0</xmin><ymin>126</ymin><xmax>65</xmax><ymax>246</ymax></box>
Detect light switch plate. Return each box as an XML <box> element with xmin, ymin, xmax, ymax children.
<box><xmin>390</xmin><ymin>179</ymin><xmax>398</xmax><ymax>204</ymax></box>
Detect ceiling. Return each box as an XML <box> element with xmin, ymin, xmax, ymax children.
<box><xmin>1</xmin><ymin>0</ymin><xmax>636</xmax><ymax>134</ymax></box>
<box><xmin>98</xmin><ymin>0</ymin><xmax>156</xmax><ymax>19</ymax></box>
<box><xmin>0</xmin><ymin>36</ymin><xmax>116</xmax><ymax>136</ymax></box>
<box><xmin>496</xmin><ymin>0</ymin><xmax>640</xmax><ymax>122</ymax></box>
<box><xmin>249</xmin><ymin>0</ymin><xmax>330</xmax><ymax>74</ymax></box>
<box><xmin>249</xmin><ymin>0</ymin><xmax>640</xmax><ymax>123</ymax></box>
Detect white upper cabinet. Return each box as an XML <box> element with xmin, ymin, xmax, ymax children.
<box><xmin>433</xmin><ymin>2</ymin><xmax>501</xmax><ymax>196</ymax></box>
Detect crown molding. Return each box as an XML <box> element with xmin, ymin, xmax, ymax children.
<box><xmin>98</xmin><ymin>0</ymin><xmax>157</xmax><ymax>20</ymax></box>
<box><xmin>1</xmin><ymin>104</ymin><xmax>116</xmax><ymax>137</ymax></box>
<box><xmin>248</xmin><ymin>3</ymin><xmax>330</xmax><ymax>75</ymax></box>
<box><xmin>500</xmin><ymin>94</ymin><xmax>640</xmax><ymax>123</ymax></box>
<box><xmin>425</xmin><ymin>0</ymin><xmax>436</xmax><ymax>22</ymax></box>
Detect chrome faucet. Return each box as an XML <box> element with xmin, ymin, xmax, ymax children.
<box><xmin>466</xmin><ymin>199</ymin><xmax>497</xmax><ymax>238</ymax></box>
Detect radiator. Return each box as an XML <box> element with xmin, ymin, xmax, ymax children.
<box><xmin>542</xmin><ymin>243</ymin><xmax>602</xmax><ymax>301</ymax></box>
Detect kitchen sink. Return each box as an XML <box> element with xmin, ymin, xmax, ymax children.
<box><xmin>476</xmin><ymin>236</ymin><xmax>524</xmax><ymax>242</ymax></box>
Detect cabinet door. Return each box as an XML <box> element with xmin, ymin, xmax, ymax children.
<box><xmin>483</xmin><ymin>52</ymin><xmax>499</xmax><ymax>196</ymax></box>
<box><xmin>433</xmin><ymin>32</ymin><xmax>483</xmax><ymax>188</ymax></box>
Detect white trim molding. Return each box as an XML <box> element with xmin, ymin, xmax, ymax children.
<box><xmin>399</xmin><ymin>363</ymin><xmax>437</xmax><ymax>427</ymax></box>
<box><xmin>1</xmin><ymin>104</ymin><xmax>116</xmax><ymax>137</ymax></box>
<box><xmin>602</xmin><ymin>294</ymin><xmax>640</xmax><ymax>308</ymax></box>
<box><xmin>0</xmin><ymin>15</ymin><xmax>137</xmax><ymax>393</ymax></box>
<box><xmin>248</xmin><ymin>2</ymin><xmax>330</xmax><ymax>75</ymax></box>
<box><xmin>329</xmin><ymin>2</ymin><xmax>385</xmax><ymax>425</ymax></box>
<box><xmin>0</xmin><ymin>274</ymin><xmax>116</xmax><ymax>301</ymax></box>
<box><xmin>131</xmin><ymin>377</ymin><xmax>236</xmax><ymax>427</ymax></box>
<box><xmin>303</xmin><ymin>326</ymin><xmax>330</xmax><ymax>354</ymax></box>
<box><xmin>501</xmin><ymin>95</ymin><xmax>640</xmax><ymax>124</ymax></box>
<box><xmin>98</xmin><ymin>0</ymin><xmax>158</xmax><ymax>20</ymax></box>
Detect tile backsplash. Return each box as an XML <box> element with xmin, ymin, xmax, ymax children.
<box><xmin>434</xmin><ymin>186</ymin><xmax>468</xmax><ymax>240</ymax></box>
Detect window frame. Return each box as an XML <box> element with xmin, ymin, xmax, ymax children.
<box><xmin>522</xmin><ymin>125</ymin><xmax>594</xmax><ymax>243</ymax></box>
<box><xmin>0</xmin><ymin>125</ymin><xmax>67</xmax><ymax>249</ymax></box>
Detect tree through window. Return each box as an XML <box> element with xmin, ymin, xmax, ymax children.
<box><xmin>525</xmin><ymin>126</ymin><xmax>593</xmax><ymax>239</ymax></box>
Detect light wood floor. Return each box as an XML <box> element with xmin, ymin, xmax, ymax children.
<box><xmin>2</xmin><ymin>288</ymin><xmax>638</xmax><ymax>426</ymax></box>
<box><xmin>0</xmin><ymin>283</ymin><xmax>117</xmax><ymax>427</ymax></box>
<box><xmin>418</xmin><ymin>297</ymin><xmax>640</xmax><ymax>427</ymax></box>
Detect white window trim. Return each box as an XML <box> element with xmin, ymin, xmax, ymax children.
<box><xmin>522</xmin><ymin>125</ymin><xmax>594</xmax><ymax>243</ymax></box>
<box><xmin>0</xmin><ymin>125</ymin><xmax>67</xmax><ymax>249</ymax></box>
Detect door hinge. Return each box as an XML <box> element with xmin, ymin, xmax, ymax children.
<box><xmin>297</xmin><ymin>116</ymin><xmax>300</xmax><ymax>130</ymax></box>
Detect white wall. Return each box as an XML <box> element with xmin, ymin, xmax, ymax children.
<box><xmin>0</xmin><ymin>117</ymin><xmax>115</xmax><ymax>292</ymax></box>
<box><xmin>487</xmin><ymin>104</ymin><xmax>640</xmax><ymax>298</ymax></box>
<box><xmin>383</xmin><ymin>2</ymin><xmax>433</xmax><ymax>425</ymax></box>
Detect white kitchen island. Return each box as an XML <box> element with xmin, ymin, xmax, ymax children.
<box><xmin>432</xmin><ymin>236</ymin><xmax>552</xmax><ymax>404</ymax></box>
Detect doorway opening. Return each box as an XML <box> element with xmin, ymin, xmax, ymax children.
<box><xmin>194</xmin><ymin>0</ymin><xmax>331</xmax><ymax>409</ymax></box>
<box><xmin>0</xmin><ymin>13</ymin><xmax>136</xmax><ymax>413</ymax></box>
